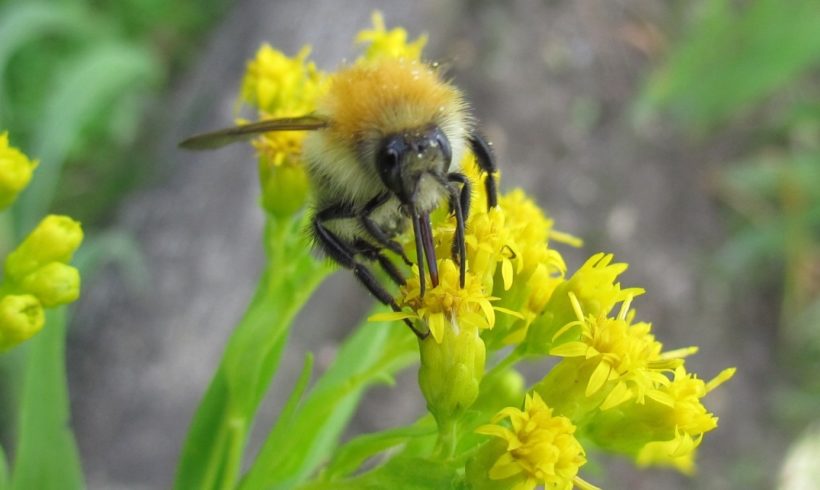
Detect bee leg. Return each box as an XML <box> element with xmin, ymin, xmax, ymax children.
<box><xmin>446</xmin><ymin>173</ymin><xmax>470</xmax><ymax>288</ymax></box>
<box><xmin>354</xmin><ymin>239</ymin><xmax>406</xmax><ymax>287</ymax></box>
<box><xmin>361</xmin><ymin>193</ymin><xmax>413</xmax><ymax>266</ymax></box>
<box><xmin>313</xmin><ymin>213</ymin><xmax>427</xmax><ymax>339</ymax></box>
<box><xmin>447</xmin><ymin>172</ymin><xmax>472</xmax><ymax>223</ymax></box>
<box><xmin>469</xmin><ymin>132</ymin><xmax>499</xmax><ymax>209</ymax></box>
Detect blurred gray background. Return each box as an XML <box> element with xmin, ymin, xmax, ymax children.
<box><xmin>69</xmin><ymin>0</ymin><xmax>782</xmax><ymax>488</ymax></box>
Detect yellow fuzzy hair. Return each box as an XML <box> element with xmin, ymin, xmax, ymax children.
<box><xmin>319</xmin><ymin>58</ymin><xmax>467</xmax><ymax>139</ymax></box>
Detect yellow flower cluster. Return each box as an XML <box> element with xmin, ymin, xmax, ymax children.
<box><xmin>240</xmin><ymin>13</ymin><xmax>735</xmax><ymax>487</ymax></box>
<box><xmin>239</xmin><ymin>44</ymin><xmax>326</xmax><ymax>216</ymax></box>
<box><xmin>0</xmin><ymin>133</ymin><xmax>83</xmax><ymax>351</ymax></box>
<box><xmin>384</xmin><ymin>122</ymin><xmax>732</xmax><ymax>487</ymax></box>
<box><xmin>474</xmin><ymin>393</ymin><xmax>599</xmax><ymax>490</ymax></box>
<box><xmin>355</xmin><ymin>11</ymin><xmax>427</xmax><ymax>62</ymax></box>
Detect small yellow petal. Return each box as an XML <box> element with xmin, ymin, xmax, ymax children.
<box><xmin>661</xmin><ymin>346</ymin><xmax>699</xmax><ymax>360</ymax></box>
<box><xmin>600</xmin><ymin>381</ymin><xmax>632</xmax><ymax>410</ymax></box>
<box><xmin>647</xmin><ymin>389</ymin><xmax>676</xmax><ymax>407</ymax></box>
<box><xmin>586</xmin><ymin>361</ymin><xmax>612</xmax><ymax>397</ymax></box>
<box><xmin>428</xmin><ymin>313</ymin><xmax>446</xmax><ymax>343</ymax></box>
<box><xmin>502</xmin><ymin>258</ymin><xmax>514</xmax><ymax>290</ymax></box>
<box><xmin>367</xmin><ymin>311</ymin><xmax>415</xmax><ymax>322</ymax></box>
<box><xmin>479</xmin><ymin>300</ymin><xmax>496</xmax><ymax>327</ymax></box>
<box><xmin>706</xmin><ymin>367</ymin><xmax>736</xmax><ymax>393</ymax></box>
<box><xmin>489</xmin><ymin>453</ymin><xmax>524</xmax><ymax>480</ymax></box>
<box><xmin>549</xmin><ymin>342</ymin><xmax>588</xmax><ymax>357</ymax></box>
<box><xmin>493</xmin><ymin>306</ymin><xmax>525</xmax><ymax>319</ymax></box>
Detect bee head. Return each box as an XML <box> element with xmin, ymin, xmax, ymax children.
<box><xmin>375</xmin><ymin>125</ymin><xmax>452</xmax><ymax>206</ymax></box>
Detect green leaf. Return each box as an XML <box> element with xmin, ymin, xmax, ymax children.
<box><xmin>0</xmin><ymin>2</ymin><xmax>97</xmax><ymax>106</ymax></box>
<box><xmin>321</xmin><ymin>421</ymin><xmax>437</xmax><ymax>481</ymax></box>
<box><xmin>299</xmin><ymin>456</ymin><xmax>458</xmax><ymax>490</ymax></box>
<box><xmin>10</xmin><ymin>308</ymin><xmax>85</xmax><ymax>490</ymax></box>
<box><xmin>636</xmin><ymin>0</ymin><xmax>820</xmax><ymax>129</ymax></box>
<box><xmin>238</xmin><ymin>318</ymin><xmax>419</xmax><ymax>490</ymax></box>
<box><xmin>15</xmin><ymin>42</ymin><xmax>160</xmax><ymax>233</ymax></box>
<box><xmin>173</xmin><ymin>216</ymin><xmax>332</xmax><ymax>490</ymax></box>
<box><xmin>0</xmin><ymin>443</ymin><xmax>8</xmax><ymax>490</ymax></box>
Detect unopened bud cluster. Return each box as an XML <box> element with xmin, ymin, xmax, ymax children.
<box><xmin>1</xmin><ymin>215</ymin><xmax>83</xmax><ymax>350</ymax></box>
<box><xmin>0</xmin><ymin>133</ymin><xmax>83</xmax><ymax>351</ymax></box>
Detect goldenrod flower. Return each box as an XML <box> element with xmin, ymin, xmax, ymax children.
<box><xmin>546</xmin><ymin>293</ymin><xmax>695</xmax><ymax>411</ymax></box>
<box><xmin>239</xmin><ymin>44</ymin><xmax>327</xmax><ymax>216</ymax></box>
<box><xmin>418</xmin><ymin>317</ymin><xmax>486</xmax><ymax>428</ymax></box>
<box><xmin>475</xmin><ymin>393</ymin><xmax>599</xmax><ymax>490</ymax></box>
<box><xmin>370</xmin><ymin>260</ymin><xmax>519</xmax><ymax>429</ymax></box>
<box><xmin>0</xmin><ymin>131</ymin><xmax>37</xmax><ymax>210</ymax></box>
<box><xmin>240</xmin><ymin>45</ymin><xmax>325</xmax><ymax>115</ymax></box>
<box><xmin>583</xmin><ymin>365</ymin><xmax>735</xmax><ymax>474</ymax></box>
<box><xmin>524</xmin><ymin>253</ymin><xmax>644</xmax><ymax>353</ymax></box>
<box><xmin>356</xmin><ymin>11</ymin><xmax>427</xmax><ymax>62</ymax></box>
<box><xmin>500</xmin><ymin>189</ymin><xmax>582</xmax><ymax>253</ymax></box>
<box><xmin>372</xmin><ymin>259</ymin><xmax>500</xmax><ymax>343</ymax></box>
<box><xmin>464</xmin><ymin>207</ymin><xmax>517</xmax><ymax>292</ymax></box>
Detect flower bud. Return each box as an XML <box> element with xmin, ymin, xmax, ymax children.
<box><xmin>0</xmin><ymin>294</ymin><xmax>44</xmax><ymax>350</ymax></box>
<box><xmin>259</xmin><ymin>159</ymin><xmax>310</xmax><ymax>218</ymax></box>
<box><xmin>418</xmin><ymin>321</ymin><xmax>485</xmax><ymax>426</ymax></box>
<box><xmin>473</xmin><ymin>368</ymin><xmax>525</xmax><ymax>415</ymax></box>
<box><xmin>5</xmin><ymin>215</ymin><xmax>83</xmax><ymax>282</ymax></box>
<box><xmin>20</xmin><ymin>262</ymin><xmax>81</xmax><ymax>307</ymax></box>
<box><xmin>0</xmin><ymin>132</ymin><xmax>37</xmax><ymax>210</ymax></box>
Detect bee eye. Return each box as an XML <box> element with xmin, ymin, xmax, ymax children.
<box><xmin>432</xmin><ymin>128</ymin><xmax>452</xmax><ymax>169</ymax></box>
<box><xmin>376</xmin><ymin>135</ymin><xmax>405</xmax><ymax>192</ymax></box>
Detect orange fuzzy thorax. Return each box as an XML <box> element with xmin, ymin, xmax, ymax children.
<box><xmin>319</xmin><ymin>58</ymin><xmax>468</xmax><ymax>140</ymax></box>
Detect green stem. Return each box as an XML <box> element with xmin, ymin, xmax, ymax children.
<box><xmin>433</xmin><ymin>418</ymin><xmax>458</xmax><ymax>461</ymax></box>
<box><xmin>200</xmin><ymin>422</ymin><xmax>230</xmax><ymax>490</ymax></box>
<box><xmin>220</xmin><ymin>417</ymin><xmax>247</xmax><ymax>490</ymax></box>
<box><xmin>484</xmin><ymin>347</ymin><xmax>524</xmax><ymax>383</ymax></box>
<box><xmin>174</xmin><ymin>212</ymin><xmax>333</xmax><ymax>490</ymax></box>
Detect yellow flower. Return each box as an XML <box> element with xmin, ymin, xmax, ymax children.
<box><xmin>371</xmin><ymin>259</ymin><xmax>501</xmax><ymax>343</ymax></box>
<box><xmin>560</xmin><ymin>253</ymin><xmax>645</xmax><ymax>321</ymax></box>
<box><xmin>238</xmin><ymin>44</ymin><xmax>327</xmax><ymax>215</ymax></box>
<box><xmin>464</xmin><ymin>207</ymin><xmax>516</xmax><ymax>292</ymax></box>
<box><xmin>0</xmin><ymin>131</ymin><xmax>37</xmax><ymax>210</ymax></box>
<box><xmin>547</xmin><ymin>293</ymin><xmax>696</xmax><ymax>411</ymax></box>
<box><xmin>524</xmin><ymin>253</ymin><xmax>645</xmax><ymax>353</ymax></box>
<box><xmin>356</xmin><ymin>11</ymin><xmax>427</xmax><ymax>62</ymax></box>
<box><xmin>475</xmin><ymin>393</ymin><xmax>599</xmax><ymax>490</ymax></box>
<box><xmin>500</xmin><ymin>189</ymin><xmax>582</xmax><ymax>254</ymax></box>
<box><xmin>583</xmin><ymin>365</ymin><xmax>735</xmax><ymax>474</ymax></box>
<box><xmin>240</xmin><ymin>44</ymin><xmax>325</xmax><ymax>115</ymax></box>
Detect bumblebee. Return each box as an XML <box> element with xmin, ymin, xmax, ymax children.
<box><xmin>181</xmin><ymin>58</ymin><xmax>498</xmax><ymax>335</ymax></box>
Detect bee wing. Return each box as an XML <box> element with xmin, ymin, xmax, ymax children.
<box><xmin>179</xmin><ymin>115</ymin><xmax>329</xmax><ymax>150</ymax></box>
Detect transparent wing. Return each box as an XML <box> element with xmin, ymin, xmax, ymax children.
<box><xmin>179</xmin><ymin>115</ymin><xmax>329</xmax><ymax>150</ymax></box>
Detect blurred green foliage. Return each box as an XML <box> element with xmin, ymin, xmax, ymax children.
<box><xmin>636</xmin><ymin>0</ymin><xmax>820</xmax><ymax>130</ymax></box>
<box><xmin>636</xmin><ymin>0</ymin><xmax>820</xmax><ymax>453</ymax></box>
<box><xmin>0</xmin><ymin>1</ymin><xmax>227</xmax><ymax>488</ymax></box>
<box><xmin>0</xmin><ymin>0</ymin><xmax>228</xmax><ymax>228</ymax></box>
<box><xmin>639</xmin><ymin>0</ymin><xmax>820</xmax><ymax>326</ymax></box>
